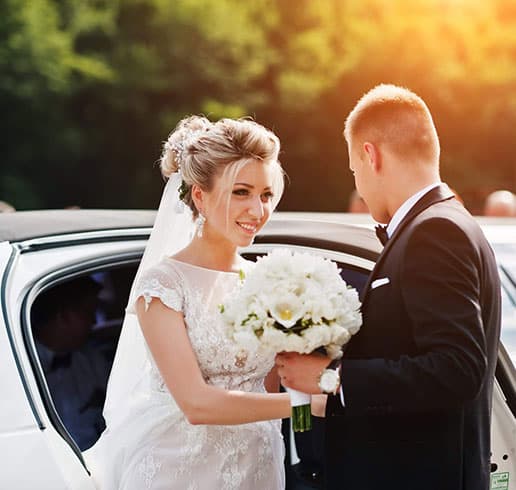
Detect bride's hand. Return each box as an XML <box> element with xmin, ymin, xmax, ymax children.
<box><xmin>311</xmin><ymin>394</ymin><xmax>327</xmax><ymax>418</ymax></box>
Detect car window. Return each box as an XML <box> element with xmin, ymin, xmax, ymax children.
<box><xmin>30</xmin><ymin>264</ymin><xmax>137</xmax><ymax>451</ymax></box>
<box><xmin>491</xmin><ymin>242</ymin><xmax>516</xmax><ymax>366</ymax></box>
<box><xmin>492</xmin><ymin>244</ymin><xmax>516</xmax><ymax>282</ymax></box>
<box><xmin>501</xmin><ymin>286</ymin><xmax>516</xmax><ymax>365</ymax></box>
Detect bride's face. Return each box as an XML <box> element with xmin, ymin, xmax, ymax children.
<box><xmin>202</xmin><ymin>160</ymin><xmax>276</xmax><ymax>247</ymax></box>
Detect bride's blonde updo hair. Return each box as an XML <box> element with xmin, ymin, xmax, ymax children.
<box><xmin>160</xmin><ymin>115</ymin><xmax>284</xmax><ymax>217</ymax></box>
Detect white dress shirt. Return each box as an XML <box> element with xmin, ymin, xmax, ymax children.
<box><xmin>339</xmin><ymin>181</ymin><xmax>442</xmax><ymax>406</ymax></box>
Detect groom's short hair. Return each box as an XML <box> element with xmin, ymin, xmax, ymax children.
<box><xmin>344</xmin><ymin>84</ymin><xmax>440</xmax><ymax>164</ymax></box>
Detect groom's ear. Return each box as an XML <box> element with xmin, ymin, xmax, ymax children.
<box><xmin>363</xmin><ymin>142</ymin><xmax>382</xmax><ymax>173</ymax></box>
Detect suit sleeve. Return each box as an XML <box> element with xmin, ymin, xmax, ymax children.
<box><xmin>335</xmin><ymin>217</ymin><xmax>488</xmax><ymax>414</ymax></box>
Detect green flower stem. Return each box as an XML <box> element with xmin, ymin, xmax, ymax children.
<box><xmin>291</xmin><ymin>404</ymin><xmax>312</xmax><ymax>432</ymax></box>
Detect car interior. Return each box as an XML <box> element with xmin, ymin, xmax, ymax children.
<box><xmin>29</xmin><ymin>265</ymin><xmax>136</xmax><ymax>451</ymax></box>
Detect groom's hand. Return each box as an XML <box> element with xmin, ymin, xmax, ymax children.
<box><xmin>275</xmin><ymin>352</ymin><xmax>331</xmax><ymax>394</ymax></box>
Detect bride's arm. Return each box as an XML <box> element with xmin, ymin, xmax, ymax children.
<box><xmin>137</xmin><ymin>297</ymin><xmax>291</xmax><ymax>425</ymax></box>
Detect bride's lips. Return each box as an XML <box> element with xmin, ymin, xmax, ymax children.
<box><xmin>237</xmin><ymin>221</ymin><xmax>259</xmax><ymax>234</ymax></box>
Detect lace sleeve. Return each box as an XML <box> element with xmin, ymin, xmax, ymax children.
<box><xmin>133</xmin><ymin>262</ymin><xmax>184</xmax><ymax>313</ymax></box>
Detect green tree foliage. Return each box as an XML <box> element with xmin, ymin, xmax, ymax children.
<box><xmin>0</xmin><ymin>0</ymin><xmax>115</xmax><ymax>208</ymax></box>
<box><xmin>259</xmin><ymin>0</ymin><xmax>516</xmax><ymax>211</ymax></box>
<box><xmin>1</xmin><ymin>0</ymin><xmax>515</xmax><ymax>212</ymax></box>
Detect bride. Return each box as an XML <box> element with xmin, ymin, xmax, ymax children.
<box><xmin>85</xmin><ymin>116</ymin><xmax>292</xmax><ymax>489</ymax></box>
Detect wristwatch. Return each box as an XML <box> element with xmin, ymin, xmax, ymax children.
<box><xmin>318</xmin><ymin>359</ymin><xmax>341</xmax><ymax>394</ymax></box>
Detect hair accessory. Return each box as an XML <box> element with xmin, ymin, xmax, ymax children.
<box><xmin>169</xmin><ymin>128</ymin><xmax>205</xmax><ymax>171</ymax></box>
<box><xmin>166</xmin><ymin>128</ymin><xmax>206</xmax><ymax>203</ymax></box>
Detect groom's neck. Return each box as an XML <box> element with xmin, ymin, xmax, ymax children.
<box><xmin>383</xmin><ymin>160</ymin><xmax>440</xmax><ymax>221</ymax></box>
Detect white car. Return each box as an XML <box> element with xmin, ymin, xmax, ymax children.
<box><xmin>1</xmin><ymin>210</ymin><xmax>515</xmax><ymax>489</ymax></box>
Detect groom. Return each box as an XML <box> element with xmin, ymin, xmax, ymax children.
<box><xmin>276</xmin><ymin>84</ymin><xmax>501</xmax><ymax>490</ymax></box>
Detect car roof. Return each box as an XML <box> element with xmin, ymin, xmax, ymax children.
<box><xmin>0</xmin><ymin>209</ymin><xmax>157</xmax><ymax>242</ymax></box>
<box><xmin>2</xmin><ymin>209</ymin><xmax>513</xmax><ymax>255</ymax></box>
<box><xmin>1</xmin><ymin>210</ymin><xmax>382</xmax><ymax>262</ymax></box>
<box><xmin>0</xmin><ymin>210</ymin><xmax>376</xmax><ymax>242</ymax></box>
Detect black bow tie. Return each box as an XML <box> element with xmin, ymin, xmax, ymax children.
<box><xmin>375</xmin><ymin>224</ymin><xmax>389</xmax><ymax>246</ymax></box>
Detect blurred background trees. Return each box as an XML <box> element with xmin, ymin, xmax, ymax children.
<box><xmin>1</xmin><ymin>0</ymin><xmax>515</xmax><ymax>213</ymax></box>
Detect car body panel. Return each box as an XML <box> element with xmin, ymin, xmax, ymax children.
<box><xmin>0</xmin><ymin>242</ymin><xmax>36</xmax><ymax>435</ymax></box>
<box><xmin>1</xmin><ymin>237</ymin><xmax>147</xmax><ymax>489</ymax></box>
<box><xmin>0</xmin><ymin>242</ymin><xmax>83</xmax><ymax>489</ymax></box>
<box><xmin>492</xmin><ymin>380</ymin><xmax>516</xmax><ymax>480</ymax></box>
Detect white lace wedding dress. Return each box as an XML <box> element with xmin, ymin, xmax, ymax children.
<box><xmin>85</xmin><ymin>257</ymin><xmax>285</xmax><ymax>490</ymax></box>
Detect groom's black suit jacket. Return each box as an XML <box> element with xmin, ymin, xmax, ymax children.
<box><xmin>325</xmin><ymin>185</ymin><xmax>501</xmax><ymax>490</ymax></box>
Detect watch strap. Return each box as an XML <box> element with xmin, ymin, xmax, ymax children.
<box><xmin>327</xmin><ymin>358</ymin><xmax>341</xmax><ymax>371</ymax></box>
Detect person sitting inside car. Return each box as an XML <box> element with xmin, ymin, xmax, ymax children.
<box><xmin>31</xmin><ymin>276</ymin><xmax>112</xmax><ymax>450</ymax></box>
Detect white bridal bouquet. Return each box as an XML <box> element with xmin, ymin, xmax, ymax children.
<box><xmin>221</xmin><ymin>249</ymin><xmax>362</xmax><ymax>432</ymax></box>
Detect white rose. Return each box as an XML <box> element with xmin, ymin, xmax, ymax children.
<box><xmin>331</xmin><ymin>325</ymin><xmax>351</xmax><ymax>345</ymax></box>
<box><xmin>261</xmin><ymin>326</ymin><xmax>288</xmax><ymax>351</ymax></box>
<box><xmin>347</xmin><ymin>318</ymin><xmax>361</xmax><ymax>335</ymax></box>
<box><xmin>320</xmin><ymin>299</ymin><xmax>337</xmax><ymax>322</ymax></box>
<box><xmin>326</xmin><ymin>343</ymin><xmax>343</xmax><ymax>360</ymax></box>
<box><xmin>302</xmin><ymin>324</ymin><xmax>332</xmax><ymax>349</ymax></box>
<box><xmin>283</xmin><ymin>331</ymin><xmax>310</xmax><ymax>353</ymax></box>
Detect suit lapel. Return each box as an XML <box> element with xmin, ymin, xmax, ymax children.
<box><xmin>361</xmin><ymin>184</ymin><xmax>455</xmax><ymax>303</ymax></box>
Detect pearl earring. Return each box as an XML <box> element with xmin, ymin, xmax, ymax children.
<box><xmin>196</xmin><ymin>213</ymin><xmax>206</xmax><ymax>238</ymax></box>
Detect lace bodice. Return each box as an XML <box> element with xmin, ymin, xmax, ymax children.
<box><xmin>134</xmin><ymin>257</ymin><xmax>275</xmax><ymax>394</ymax></box>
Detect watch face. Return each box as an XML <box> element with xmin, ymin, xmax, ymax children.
<box><xmin>320</xmin><ymin>369</ymin><xmax>339</xmax><ymax>393</ymax></box>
